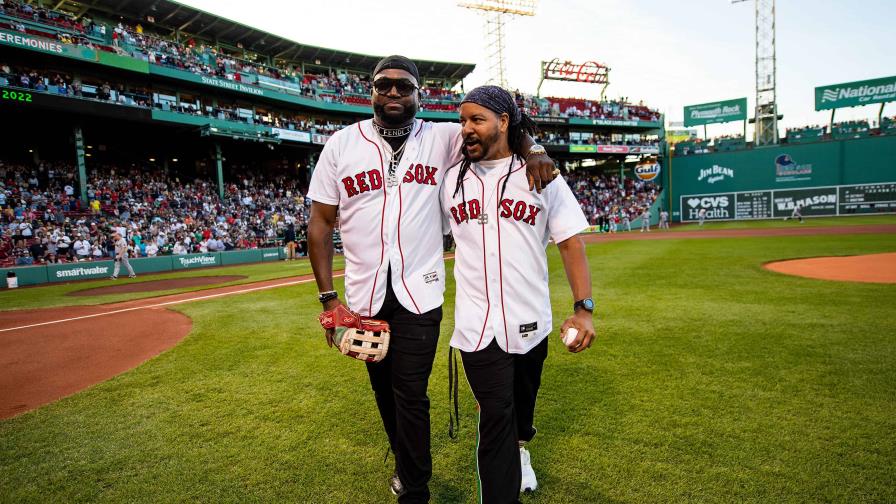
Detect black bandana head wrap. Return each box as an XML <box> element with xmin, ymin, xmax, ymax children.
<box><xmin>372</xmin><ymin>55</ymin><xmax>420</xmax><ymax>83</ymax></box>
<box><xmin>461</xmin><ymin>85</ymin><xmax>521</xmax><ymax>125</ymax></box>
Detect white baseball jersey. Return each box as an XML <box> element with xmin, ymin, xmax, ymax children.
<box><xmin>441</xmin><ymin>156</ymin><xmax>589</xmax><ymax>354</ymax></box>
<box><xmin>308</xmin><ymin>118</ymin><xmax>465</xmax><ymax>316</ymax></box>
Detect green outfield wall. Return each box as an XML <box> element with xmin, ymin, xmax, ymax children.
<box><xmin>0</xmin><ymin>247</ymin><xmax>285</xmax><ymax>289</ymax></box>
<box><xmin>669</xmin><ymin>135</ymin><xmax>896</xmax><ymax>222</ymax></box>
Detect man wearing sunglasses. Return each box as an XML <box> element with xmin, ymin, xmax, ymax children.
<box><xmin>307</xmin><ymin>55</ymin><xmax>557</xmax><ymax>503</ymax></box>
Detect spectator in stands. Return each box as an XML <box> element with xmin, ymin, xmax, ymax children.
<box><xmin>73</xmin><ymin>234</ymin><xmax>90</xmax><ymax>260</ymax></box>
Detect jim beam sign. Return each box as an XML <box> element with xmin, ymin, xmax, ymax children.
<box><xmin>681</xmin><ymin>193</ymin><xmax>735</xmax><ymax>221</ymax></box>
<box><xmin>815</xmin><ymin>76</ymin><xmax>896</xmax><ymax>110</ymax></box>
<box><xmin>697</xmin><ymin>164</ymin><xmax>735</xmax><ymax>185</ymax></box>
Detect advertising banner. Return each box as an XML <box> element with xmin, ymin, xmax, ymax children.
<box><xmin>815</xmin><ymin>76</ymin><xmax>896</xmax><ymax>110</ymax></box>
<box><xmin>0</xmin><ymin>29</ymin><xmax>97</xmax><ymax>61</ymax></box>
<box><xmin>172</xmin><ymin>253</ymin><xmax>220</xmax><ymax>270</ymax></box>
<box><xmin>261</xmin><ymin>248</ymin><xmax>284</xmax><ymax>261</ymax></box>
<box><xmin>47</xmin><ymin>261</ymin><xmax>115</xmax><ymax>282</ymax></box>
<box><xmin>680</xmin><ymin>193</ymin><xmax>736</xmax><ymax>222</ymax></box>
<box><xmin>772</xmin><ymin>188</ymin><xmax>838</xmax><ymax>218</ymax></box>
<box><xmin>679</xmin><ymin>182</ymin><xmax>895</xmax><ymax>221</ymax></box>
<box><xmin>568</xmin><ymin>144</ymin><xmax>660</xmax><ymax>155</ymax></box>
<box><xmin>272</xmin><ymin>128</ymin><xmax>311</xmax><ymax>143</ymax></box>
<box><xmin>569</xmin><ymin>117</ymin><xmax>659</xmax><ymax>128</ymax></box>
<box><xmin>683</xmin><ymin>98</ymin><xmax>748</xmax><ymax>127</ymax></box>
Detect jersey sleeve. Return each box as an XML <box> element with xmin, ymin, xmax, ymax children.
<box><xmin>431</xmin><ymin>122</ymin><xmax>465</xmax><ymax>167</ymax></box>
<box><xmin>307</xmin><ymin>135</ymin><xmax>341</xmax><ymax>205</ymax></box>
<box><xmin>544</xmin><ymin>175</ymin><xmax>589</xmax><ymax>244</ymax></box>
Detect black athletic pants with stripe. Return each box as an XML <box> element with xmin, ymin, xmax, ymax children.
<box><xmin>366</xmin><ymin>275</ymin><xmax>441</xmax><ymax>504</ymax></box>
<box><xmin>461</xmin><ymin>337</ymin><xmax>549</xmax><ymax>504</ymax></box>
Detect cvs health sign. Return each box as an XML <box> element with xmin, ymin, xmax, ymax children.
<box><xmin>681</xmin><ymin>193</ymin><xmax>736</xmax><ymax>222</ymax></box>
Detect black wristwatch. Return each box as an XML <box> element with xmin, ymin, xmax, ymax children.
<box><xmin>318</xmin><ymin>290</ymin><xmax>338</xmax><ymax>304</ymax></box>
<box><xmin>573</xmin><ymin>298</ymin><xmax>594</xmax><ymax>313</ymax></box>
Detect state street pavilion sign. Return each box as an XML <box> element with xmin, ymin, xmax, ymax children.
<box><xmin>683</xmin><ymin>98</ymin><xmax>748</xmax><ymax>127</ymax></box>
<box><xmin>815</xmin><ymin>75</ymin><xmax>896</xmax><ymax>110</ymax></box>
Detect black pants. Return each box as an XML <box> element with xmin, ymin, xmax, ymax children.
<box><xmin>461</xmin><ymin>338</ymin><xmax>548</xmax><ymax>504</ymax></box>
<box><xmin>367</xmin><ymin>275</ymin><xmax>441</xmax><ymax>504</ymax></box>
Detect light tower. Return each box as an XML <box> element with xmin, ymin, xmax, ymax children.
<box><xmin>458</xmin><ymin>1</ymin><xmax>537</xmax><ymax>88</ymax></box>
<box><xmin>735</xmin><ymin>0</ymin><xmax>779</xmax><ymax>145</ymax></box>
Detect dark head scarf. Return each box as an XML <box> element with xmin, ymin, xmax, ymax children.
<box><xmin>461</xmin><ymin>85</ymin><xmax>521</xmax><ymax>125</ymax></box>
<box><xmin>452</xmin><ymin>85</ymin><xmax>538</xmax><ymax>208</ymax></box>
<box><xmin>372</xmin><ymin>55</ymin><xmax>420</xmax><ymax>83</ymax></box>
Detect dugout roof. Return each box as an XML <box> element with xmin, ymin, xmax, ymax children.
<box><xmin>60</xmin><ymin>0</ymin><xmax>476</xmax><ymax>82</ymax></box>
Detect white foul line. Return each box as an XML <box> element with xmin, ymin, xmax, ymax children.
<box><xmin>0</xmin><ymin>273</ymin><xmax>344</xmax><ymax>334</ymax></box>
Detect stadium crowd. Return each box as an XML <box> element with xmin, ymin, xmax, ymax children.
<box><xmin>564</xmin><ymin>172</ymin><xmax>660</xmax><ymax>230</ymax></box>
<box><xmin>1</xmin><ymin>157</ymin><xmax>664</xmax><ymax>267</ymax></box>
<box><xmin>0</xmin><ymin>161</ymin><xmax>312</xmax><ymax>267</ymax></box>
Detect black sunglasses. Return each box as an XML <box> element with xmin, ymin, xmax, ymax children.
<box><xmin>373</xmin><ymin>78</ymin><xmax>418</xmax><ymax>97</ymax></box>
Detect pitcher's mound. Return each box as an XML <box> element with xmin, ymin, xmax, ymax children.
<box><xmin>68</xmin><ymin>275</ymin><xmax>248</xmax><ymax>296</ymax></box>
<box><xmin>764</xmin><ymin>253</ymin><xmax>896</xmax><ymax>284</ymax></box>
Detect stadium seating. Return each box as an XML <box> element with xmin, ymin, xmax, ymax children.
<box><xmin>786</xmin><ymin>126</ymin><xmax>826</xmax><ymax>144</ymax></box>
<box><xmin>715</xmin><ymin>136</ymin><xmax>747</xmax><ymax>152</ymax></box>
<box><xmin>832</xmin><ymin>120</ymin><xmax>871</xmax><ymax>140</ymax></box>
<box><xmin>2</xmin><ymin>0</ymin><xmax>662</xmax><ymax>122</ymax></box>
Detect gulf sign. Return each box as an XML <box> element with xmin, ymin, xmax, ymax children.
<box><xmin>634</xmin><ymin>162</ymin><xmax>661</xmax><ymax>181</ymax></box>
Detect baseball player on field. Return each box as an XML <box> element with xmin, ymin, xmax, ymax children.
<box><xmin>110</xmin><ymin>231</ymin><xmax>135</xmax><ymax>279</ymax></box>
<box><xmin>307</xmin><ymin>56</ymin><xmax>557</xmax><ymax>503</ymax></box>
<box><xmin>440</xmin><ymin>85</ymin><xmax>595</xmax><ymax>503</ymax></box>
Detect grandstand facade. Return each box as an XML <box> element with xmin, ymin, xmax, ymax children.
<box><xmin>0</xmin><ymin>0</ymin><xmax>665</xmax><ymax>276</ymax></box>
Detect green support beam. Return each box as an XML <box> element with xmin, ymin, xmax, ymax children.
<box><xmin>215</xmin><ymin>142</ymin><xmax>224</xmax><ymax>199</ymax></box>
<box><xmin>73</xmin><ymin>125</ymin><xmax>87</xmax><ymax>203</ymax></box>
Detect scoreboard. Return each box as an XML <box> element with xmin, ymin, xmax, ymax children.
<box><xmin>839</xmin><ymin>183</ymin><xmax>896</xmax><ymax>214</ymax></box>
<box><xmin>735</xmin><ymin>192</ymin><xmax>773</xmax><ymax>219</ymax></box>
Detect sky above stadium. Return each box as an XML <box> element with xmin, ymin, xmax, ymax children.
<box><xmin>178</xmin><ymin>0</ymin><xmax>894</xmax><ymax>135</ymax></box>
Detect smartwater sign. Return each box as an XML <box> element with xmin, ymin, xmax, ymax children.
<box><xmin>815</xmin><ymin>76</ymin><xmax>896</xmax><ymax>110</ymax></box>
<box><xmin>47</xmin><ymin>262</ymin><xmax>113</xmax><ymax>282</ymax></box>
<box><xmin>681</xmin><ymin>182</ymin><xmax>896</xmax><ymax>221</ymax></box>
<box><xmin>683</xmin><ymin>98</ymin><xmax>747</xmax><ymax>127</ymax></box>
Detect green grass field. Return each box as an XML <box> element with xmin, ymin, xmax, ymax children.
<box><xmin>1</xmin><ymin>230</ymin><xmax>895</xmax><ymax>503</ymax></box>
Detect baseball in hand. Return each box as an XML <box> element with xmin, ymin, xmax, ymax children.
<box><xmin>562</xmin><ymin>327</ymin><xmax>579</xmax><ymax>346</ymax></box>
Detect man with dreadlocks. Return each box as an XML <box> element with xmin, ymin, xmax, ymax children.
<box><xmin>307</xmin><ymin>56</ymin><xmax>557</xmax><ymax>503</ymax></box>
<box><xmin>441</xmin><ymin>85</ymin><xmax>596</xmax><ymax>503</ymax></box>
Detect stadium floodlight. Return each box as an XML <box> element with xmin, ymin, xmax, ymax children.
<box><xmin>458</xmin><ymin>1</ymin><xmax>538</xmax><ymax>88</ymax></box>
<box><xmin>733</xmin><ymin>0</ymin><xmax>779</xmax><ymax>145</ymax></box>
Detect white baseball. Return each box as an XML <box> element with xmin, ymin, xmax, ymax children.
<box><xmin>563</xmin><ymin>327</ymin><xmax>579</xmax><ymax>346</ymax></box>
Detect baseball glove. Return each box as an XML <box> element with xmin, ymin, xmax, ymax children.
<box><xmin>319</xmin><ymin>305</ymin><xmax>390</xmax><ymax>363</ymax></box>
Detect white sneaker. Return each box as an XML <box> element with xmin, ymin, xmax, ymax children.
<box><xmin>520</xmin><ymin>446</ymin><xmax>538</xmax><ymax>492</ymax></box>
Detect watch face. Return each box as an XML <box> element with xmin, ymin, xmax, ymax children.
<box><xmin>583</xmin><ymin>298</ymin><xmax>594</xmax><ymax>310</ymax></box>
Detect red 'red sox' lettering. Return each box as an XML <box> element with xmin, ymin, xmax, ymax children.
<box><xmin>499</xmin><ymin>198</ymin><xmax>540</xmax><ymax>226</ymax></box>
<box><xmin>402</xmin><ymin>163</ymin><xmax>438</xmax><ymax>186</ymax></box>
<box><xmin>450</xmin><ymin>199</ymin><xmax>481</xmax><ymax>224</ymax></box>
<box><xmin>341</xmin><ymin>169</ymin><xmax>383</xmax><ymax>198</ymax></box>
